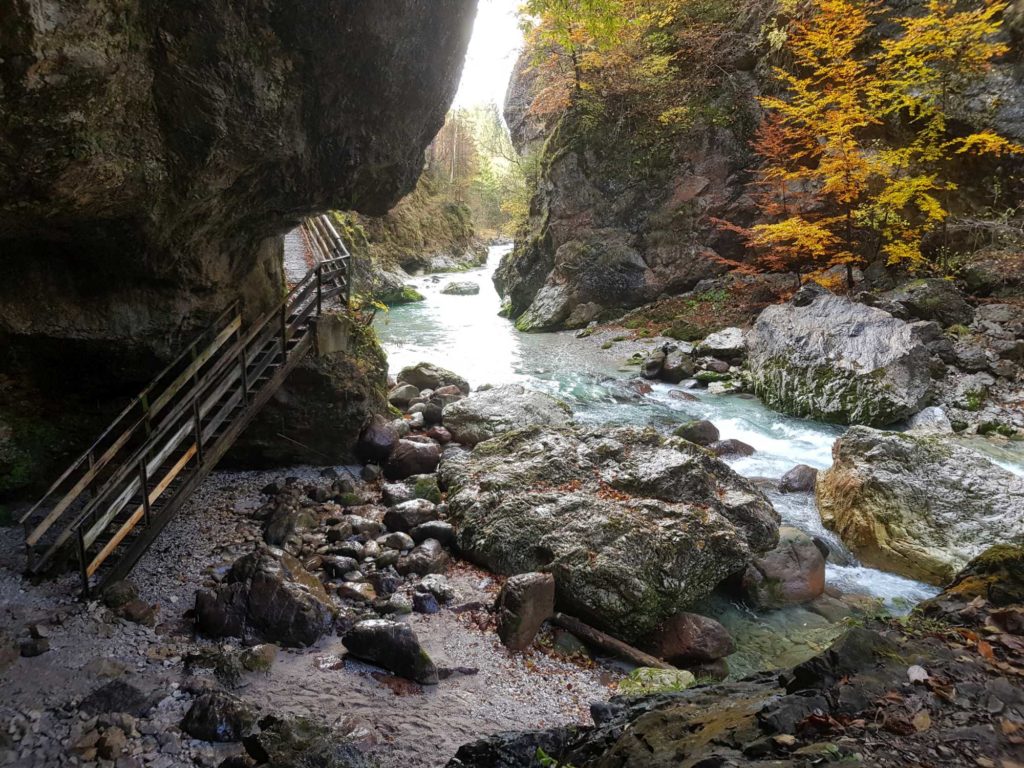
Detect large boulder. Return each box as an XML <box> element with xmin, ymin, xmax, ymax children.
<box><xmin>194</xmin><ymin>547</ymin><xmax>335</xmax><ymax>647</ymax></box>
<box><xmin>817</xmin><ymin>427</ymin><xmax>1024</xmax><ymax>584</ymax></box>
<box><xmin>747</xmin><ymin>285</ymin><xmax>933</xmax><ymax>426</ymax></box>
<box><xmin>640</xmin><ymin>612</ymin><xmax>735</xmax><ymax>666</ymax></box>
<box><xmin>397</xmin><ymin>363</ymin><xmax>470</xmax><ymax>395</ymax></box>
<box><xmin>495</xmin><ymin>573</ymin><xmax>556</xmax><ymax>652</ymax></box>
<box><xmin>383</xmin><ymin>439</ymin><xmax>442</xmax><ymax>480</ymax></box>
<box><xmin>442</xmin><ymin>384</ymin><xmax>572</xmax><ymax>447</ymax></box>
<box><xmin>439</xmin><ymin>425</ymin><xmax>780</xmax><ymax>641</ymax></box>
<box><xmin>881</xmin><ymin>278</ymin><xmax>974</xmax><ymax>328</ymax></box>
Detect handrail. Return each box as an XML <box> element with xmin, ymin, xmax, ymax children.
<box><xmin>24</xmin><ymin>237</ymin><xmax>352</xmax><ymax>591</ymax></box>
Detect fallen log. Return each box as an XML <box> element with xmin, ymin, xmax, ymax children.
<box><xmin>551</xmin><ymin>612</ymin><xmax>675</xmax><ymax>670</ymax></box>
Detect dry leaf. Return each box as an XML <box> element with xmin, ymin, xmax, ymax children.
<box><xmin>978</xmin><ymin>639</ymin><xmax>996</xmax><ymax>661</ymax></box>
<box><xmin>912</xmin><ymin>710</ymin><xmax>931</xmax><ymax>732</ymax></box>
<box><xmin>907</xmin><ymin>664</ymin><xmax>929</xmax><ymax>684</ymax></box>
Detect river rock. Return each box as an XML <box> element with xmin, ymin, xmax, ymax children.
<box><xmin>673</xmin><ymin>420</ymin><xmax>719</xmax><ymax>446</ymax></box>
<box><xmin>411</xmin><ymin>520</ymin><xmax>456</xmax><ymax>545</ymax></box>
<box><xmin>817</xmin><ymin>426</ymin><xmax>1024</xmax><ymax>584</ymax></box>
<box><xmin>343</xmin><ymin>619</ymin><xmax>439</xmax><ymax>684</ymax></box>
<box><xmin>383</xmin><ymin>439</ymin><xmax>442</xmax><ymax>480</ymax></box>
<box><xmin>881</xmin><ymin>278</ymin><xmax>974</xmax><ymax>328</ymax></box>
<box><xmin>641</xmin><ymin>348</ymin><xmax>667</xmax><ymax>379</ymax></box>
<box><xmin>356</xmin><ymin>414</ymin><xmax>399</xmax><ymax>462</ymax></box>
<box><xmin>397</xmin><ymin>362</ymin><xmax>470</xmax><ymax>395</ymax></box>
<box><xmin>383</xmin><ymin>499</ymin><xmax>438</xmax><ymax>532</ymax></box>
<box><xmin>388</xmin><ymin>383</ymin><xmax>422</xmax><ymax>409</ymax></box>
<box><xmin>660</xmin><ymin>349</ymin><xmax>696</xmax><ymax>383</ymax></box>
<box><xmin>778</xmin><ymin>464</ymin><xmax>818</xmax><ymax>493</ymax></box>
<box><xmin>439</xmin><ymin>425</ymin><xmax>779</xmax><ymax>640</ymax></box>
<box><xmin>397</xmin><ymin>538</ymin><xmax>448</xmax><ymax>576</ymax></box>
<box><xmin>905</xmin><ymin>406</ymin><xmax>953</xmax><ymax>434</ymax></box>
<box><xmin>747</xmin><ymin>285</ymin><xmax>933</xmax><ymax>426</ymax></box>
<box><xmin>496</xmin><ymin>573</ymin><xmax>556</xmax><ymax>652</ymax></box>
<box><xmin>442</xmin><ymin>384</ymin><xmax>572</xmax><ymax>447</ymax></box>
<box><xmin>441</xmin><ymin>281</ymin><xmax>481</xmax><ymax>295</ymax></box>
<box><xmin>641</xmin><ymin>612</ymin><xmax>735</xmax><ymax>665</ymax></box>
<box><xmin>181</xmin><ymin>691</ymin><xmax>254</xmax><ymax>742</ymax></box>
<box><xmin>194</xmin><ymin>547</ymin><xmax>335</xmax><ymax>647</ymax></box>
<box><xmin>707</xmin><ymin>439</ymin><xmax>755</xmax><ymax>457</ymax></box>
<box><xmin>739</xmin><ymin>526</ymin><xmax>826</xmax><ymax>609</ymax></box>
<box><xmin>696</xmin><ymin>327</ymin><xmax>747</xmax><ymax>361</ymax></box>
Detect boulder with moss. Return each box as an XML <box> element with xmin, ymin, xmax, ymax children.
<box><xmin>439</xmin><ymin>425</ymin><xmax>779</xmax><ymax>641</ymax></box>
<box><xmin>817</xmin><ymin>426</ymin><xmax>1024</xmax><ymax>585</ymax></box>
<box><xmin>747</xmin><ymin>285</ymin><xmax>934</xmax><ymax>426</ymax></box>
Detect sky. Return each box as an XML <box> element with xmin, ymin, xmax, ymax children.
<box><xmin>452</xmin><ymin>0</ymin><xmax>524</xmax><ymax>109</ymax></box>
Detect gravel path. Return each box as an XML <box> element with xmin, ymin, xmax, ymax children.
<box><xmin>0</xmin><ymin>466</ymin><xmax>620</xmax><ymax>767</ymax></box>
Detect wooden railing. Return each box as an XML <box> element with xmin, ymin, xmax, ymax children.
<box><xmin>21</xmin><ymin>216</ymin><xmax>352</xmax><ymax>594</ymax></box>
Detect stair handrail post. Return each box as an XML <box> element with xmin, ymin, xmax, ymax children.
<box><xmin>192</xmin><ymin>398</ymin><xmax>205</xmax><ymax>465</ymax></box>
<box><xmin>280</xmin><ymin>305</ymin><xmax>288</xmax><ymax>358</ymax></box>
<box><xmin>76</xmin><ymin>527</ymin><xmax>90</xmax><ymax>597</ymax></box>
<box><xmin>239</xmin><ymin>346</ymin><xmax>249</xmax><ymax>404</ymax></box>
<box><xmin>137</xmin><ymin>458</ymin><xmax>151</xmax><ymax>525</ymax></box>
<box><xmin>316</xmin><ymin>264</ymin><xmax>323</xmax><ymax>316</ymax></box>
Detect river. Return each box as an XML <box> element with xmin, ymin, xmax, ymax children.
<box><xmin>374</xmin><ymin>243</ymin><xmax>940</xmax><ymax>674</ymax></box>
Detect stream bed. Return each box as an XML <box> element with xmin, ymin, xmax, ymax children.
<box><xmin>375</xmin><ymin>244</ymin><xmax>943</xmax><ymax>676</ymax></box>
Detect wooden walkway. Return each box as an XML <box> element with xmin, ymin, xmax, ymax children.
<box><xmin>20</xmin><ymin>215</ymin><xmax>353</xmax><ymax>595</ymax></box>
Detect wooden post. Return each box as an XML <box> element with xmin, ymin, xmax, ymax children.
<box><xmin>316</xmin><ymin>265</ymin><xmax>323</xmax><ymax>316</ymax></box>
<box><xmin>239</xmin><ymin>347</ymin><xmax>249</xmax><ymax>403</ymax></box>
<box><xmin>192</xmin><ymin>399</ymin><xmax>204</xmax><ymax>465</ymax></box>
<box><xmin>138</xmin><ymin>459</ymin><xmax>151</xmax><ymax>525</ymax></box>
<box><xmin>77</xmin><ymin>528</ymin><xmax>90</xmax><ymax>598</ymax></box>
<box><xmin>280</xmin><ymin>306</ymin><xmax>288</xmax><ymax>359</ymax></box>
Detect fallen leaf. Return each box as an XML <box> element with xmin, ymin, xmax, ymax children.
<box><xmin>978</xmin><ymin>639</ymin><xmax>996</xmax><ymax>661</ymax></box>
<box><xmin>912</xmin><ymin>710</ymin><xmax>931</xmax><ymax>732</ymax></box>
<box><xmin>908</xmin><ymin>664</ymin><xmax>929</xmax><ymax>684</ymax></box>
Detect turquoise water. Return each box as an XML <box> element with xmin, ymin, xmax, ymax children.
<box><xmin>373</xmin><ymin>245</ymin><xmax>938</xmax><ymax>608</ymax></box>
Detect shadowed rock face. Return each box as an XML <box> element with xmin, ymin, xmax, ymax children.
<box><xmin>0</xmin><ymin>0</ymin><xmax>476</xmax><ymax>495</ymax></box>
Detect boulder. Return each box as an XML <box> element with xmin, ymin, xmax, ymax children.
<box><xmin>383</xmin><ymin>440</ymin><xmax>441</xmax><ymax>480</ymax></box>
<box><xmin>641</xmin><ymin>349</ymin><xmax>667</xmax><ymax>380</ymax></box>
<box><xmin>383</xmin><ymin>499</ymin><xmax>438</xmax><ymax>532</ymax></box>
<box><xmin>881</xmin><ymin>278</ymin><xmax>974</xmax><ymax>327</ymax></box>
<box><xmin>817</xmin><ymin>427</ymin><xmax>1024</xmax><ymax>584</ymax></box>
<box><xmin>673</xmin><ymin>420</ymin><xmax>719</xmax><ymax>446</ymax></box>
<box><xmin>696</xmin><ymin>327</ymin><xmax>747</xmax><ymax>361</ymax></box>
<box><xmin>778</xmin><ymin>464</ymin><xmax>818</xmax><ymax>494</ymax></box>
<box><xmin>194</xmin><ymin>547</ymin><xmax>335</xmax><ymax>647</ymax></box>
<box><xmin>707</xmin><ymin>439</ymin><xmax>755</xmax><ymax>457</ymax></box>
<box><xmin>356</xmin><ymin>414</ymin><xmax>399</xmax><ymax>463</ymax></box>
<box><xmin>739</xmin><ymin>526</ymin><xmax>826</xmax><ymax>609</ymax></box>
<box><xmin>439</xmin><ymin>425</ymin><xmax>779</xmax><ymax>641</ymax></box>
<box><xmin>343</xmin><ymin>619</ymin><xmax>439</xmax><ymax>684</ymax></box>
<box><xmin>411</xmin><ymin>520</ymin><xmax>456</xmax><ymax>545</ymax></box>
<box><xmin>747</xmin><ymin>285</ymin><xmax>933</xmax><ymax>426</ymax></box>
<box><xmin>441</xmin><ymin>281</ymin><xmax>481</xmax><ymax>296</ymax></box>
<box><xmin>641</xmin><ymin>612</ymin><xmax>735</xmax><ymax>665</ymax></box>
<box><xmin>660</xmin><ymin>350</ymin><xmax>696</xmax><ymax>384</ymax></box>
<box><xmin>906</xmin><ymin>406</ymin><xmax>953</xmax><ymax>434</ymax></box>
<box><xmin>397</xmin><ymin>363</ymin><xmax>470</xmax><ymax>395</ymax></box>
<box><xmin>181</xmin><ymin>691</ymin><xmax>255</xmax><ymax>743</ymax></box>
<box><xmin>495</xmin><ymin>573</ymin><xmax>556</xmax><ymax>651</ymax></box>
<box><xmin>397</xmin><ymin>538</ymin><xmax>449</xmax><ymax>576</ymax></box>
<box><xmin>442</xmin><ymin>384</ymin><xmax>572</xmax><ymax>447</ymax></box>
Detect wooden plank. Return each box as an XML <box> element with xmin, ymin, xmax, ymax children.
<box><xmin>148</xmin><ymin>316</ymin><xmax>241</xmax><ymax>417</ymax></box>
<box><xmin>86</xmin><ymin>444</ymin><xmax>197</xmax><ymax>577</ymax></box>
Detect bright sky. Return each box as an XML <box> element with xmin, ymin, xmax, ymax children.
<box><xmin>452</xmin><ymin>0</ymin><xmax>524</xmax><ymax>109</ymax></box>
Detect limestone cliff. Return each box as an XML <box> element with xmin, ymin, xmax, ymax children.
<box><xmin>499</xmin><ymin>0</ymin><xmax>1024</xmax><ymax>333</ymax></box>
<box><xmin>0</xmin><ymin>0</ymin><xmax>477</xmax><ymax>496</ymax></box>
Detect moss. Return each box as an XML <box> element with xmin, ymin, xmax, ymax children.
<box><xmin>946</xmin><ymin>324</ymin><xmax>971</xmax><ymax>337</ymax></box>
<box><xmin>384</xmin><ymin>286</ymin><xmax>425</xmax><ymax>305</ymax></box>
<box><xmin>412</xmin><ymin>476</ymin><xmax>442</xmax><ymax>504</ymax></box>
<box><xmin>961</xmin><ymin>388</ymin><xmax>987</xmax><ymax>412</ymax></box>
<box><xmin>600</xmin><ymin>341</ymin><xmax>614</xmax><ymax>350</ymax></box>
<box><xmin>618</xmin><ymin>667</ymin><xmax>696</xmax><ymax>695</ymax></box>
<box><xmin>611</xmin><ymin>335</ymin><xmax>628</xmax><ymax>342</ymax></box>
<box><xmin>977</xmin><ymin>421</ymin><xmax>1015</xmax><ymax>437</ymax></box>
<box><xmin>694</xmin><ymin>371</ymin><xmax>731</xmax><ymax>383</ymax></box>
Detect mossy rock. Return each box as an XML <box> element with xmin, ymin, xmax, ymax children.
<box><xmin>694</xmin><ymin>371</ymin><xmax>731</xmax><ymax>384</ymax></box>
<box><xmin>941</xmin><ymin>544</ymin><xmax>1024</xmax><ymax>606</ymax></box>
<box><xmin>977</xmin><ymin>421</ymin><xmax>1016</xmax><ymax>438</ymax></box>
<box><xmin>412</xmin><ymin>475</ymin><xmax>442</xmax><ymax>504</ymax></box>
<box><xmin>618</xmin><ymin>667</ymin><xmax>696</xmax><ymax>696</ymax></box>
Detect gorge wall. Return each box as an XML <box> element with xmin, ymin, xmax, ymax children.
<box><xmin>0</xmin><ymin>0</ymin><xmax>477</xmax><ymax>497</ymax></box>
<box><xmin>498</xmin><ymin>0</ymin><xmax>1024</xmax><ymax>332</ymax></box>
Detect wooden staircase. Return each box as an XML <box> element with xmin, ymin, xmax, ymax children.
<box><xmin>20</xmin><ymin>215</ymin><xmax>353</xmax><ymax>596</ymax></box>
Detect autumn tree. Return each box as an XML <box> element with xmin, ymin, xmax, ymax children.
<box><xmin>867</xmin><ymin>0</ymin><xmax>1023</xmax><ymax>267</ymax></box>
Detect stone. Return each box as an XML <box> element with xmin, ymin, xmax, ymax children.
<box><xmin>617</xmin><ymin>667</ymin><xmax>697</xmax><ymax>695</ymax></box>
<box><xmin>906</xmin><ymin>406</ymin><xmax>953</xmax><ymax>434</ymax></box>
<box><xmin>740</xmin><ymin>526</ymin><xmax>826</xmax><ymax>609</ymax></box>
<box><xmin>412</xmin><ymin>592</ymin><xmax>440</xmax><ymax>614</ymax></box>
<box><xmin>495</xmin><ymin>573</ymin><xmax>556</xmax><ymax>652</ymax></box>
<box><xmin>640</xmin><ymin>612</ymin><xmax>735</xmax><ymax>665</ymax></box>
<box><xmin>19</xmin><ymin>637</ymin><xmax>49</xmax><ymax>657</ymax></box>
<box><xmin>440</xmin><ymin>425</ymin><xmax>779</xmax><ymax>641</ymax></box>
<box><xmin>415</xmin><ymin>574</ymin><xmax>456</xmax><ymax>603</ymax></box>
<box><xmin>336</xmin><ymin>582</ymin><xmax>377</xmax><ymax>603</ymax></box>
<box><xmin>660</xmin><ymin>350</ymin><xmax>696</xmax><ymax>384</ymax></box>
<box><xmin>379</xmin><ymin>531</ymin><xmax>415</xmax><ymax>551</ymax></box>
<box><xmin>747</xmin><ymin>285</ymin><xmax>933</xmax><ymax>426</ymax></box>
<box><xmin>696</xmin><ymin>327</ymin><xmax>747</xmax><ymax>361</ymax></box>
<box><xmin>818</xmin><ymin>427</ymin><xmax>1024</xmax><ymax>585</ymax></box>
<box><xmin>181</xmin><ymin>691</ymin><xmax>254</xmax><ymax>742</ymax></box>
<box><xmin>240</xmin><ymin>644</ymin><xmax>278</xmax><ymax>672</ymax></box>
<box><xmin>343</xmin><ymin>620</ymin><xmax>439</xmax><ymax>684</ymax></box>
<box><xmin>441</xmin><ymin>281</ymin><xmax>481</xmax><ymax>295</ymax></box>
<box><xmin>426</xmin><ymin>426</ymin><xmax>453</xmax><ymax>444</ymax></box>
<box><xmin>80</xmin><ymin>681</ymin><xmax>157</xmax><ymax>718</ymax></box>
<box><xmin>102</xmin><ymin>581</ymin><xmax>139</xmax><ymax>611</ymax></box>
<box><xmin>410</xmin><ymin>520</ymin><xmax>456</xmax><ymax>545</ymax></box>
<box><xmin>194</xmin><ymin>547</ymin><xmax>335</xmax><ymax>647</ymax></box>
<box><xmin>356</xmin><ymin>414</ymin><xmax>399</xmax><ymax>463</ymax></box>
<box><xmin>322</xmin><ymin>556</ymin><xmax>360</xmax><ymax>577</ymax></box>
<box><xmin>397</xmin><ymin>539</ymin><xmax>449</xmax><ymax>576</ymax></box>
<box><xmin>383</xmin><ymin>440</ymin><xmax>442</xmax><ymax>481</ymax></box>
<box><xmin>641</xmin><ymin>349</ymin><xmax>667</xmax><ymax>380</ymax></box>
<box><xmin>672</xmin><ymin>419</ymin><xmax>719</xmax><ymax>446</ymax></box>
<box><xmin>97</xmin><ymin>726</ymin><xmax>128</xmax><ymax>760</ymax></box>
<box><xmin>382</xmin><ymin>481</ymin><xmax>415</xmax><ymax>506</ymax></box>
<box><xmin>882</xmin><ymin>278</ymin><xmax>974</xmax><ymax>327</ymax></box>
<box><xmin>707</xmin><ymin>439</ymin><xmax>755</xmax><ymax>457</ymax></box>
<box><xmin>442</xmin><ymin>384</ymin><xmax>572</xmax><ymax>447</ymax></box>
<box><xmin>383</xmin><ymin>499</ymin><xmax>438</xmax><ymax>532</ymax></box>
<box><xmin>778</xmin><ymin>464</ymin><xmax>818</xmax><ymax>494</ymax></box>
<box><xmin>397</xmin><ymin>363</ymin><xmax>470</xmax><ymax>395</ymax></box>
